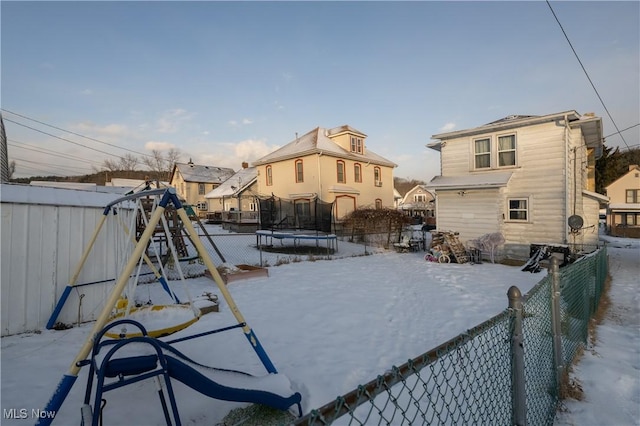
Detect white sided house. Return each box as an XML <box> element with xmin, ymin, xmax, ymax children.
<box><xmin>605</xmin><ymin>164</ymin><xmax>640</xmax><ymax>238</ymax></box>
<box><xmin>204</xmin><ymin>165</ymin><xmax>259</xmax><ymax>229</ymax></box>
<box><xmin>427</xmin><ymin>111</ymin><xmax>607</xmax><ymax>261</ymax></box>
<box><xmin>0</xmin><ymin>184</ymin><xmax>128</xmax><ymax>336</ymax></box>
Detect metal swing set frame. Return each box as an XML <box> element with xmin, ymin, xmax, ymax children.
<box><xmin>37</xmin><ymin>187</ymin><xmax>282</xmax><ymax>426</ymax></box>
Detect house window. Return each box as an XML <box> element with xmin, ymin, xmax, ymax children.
<box><xmin>474</xmin><ymin>138</ymin><xmax>491</xmax><ymax>169</ymax></box>
<box><xmin>626</xmin><ymin>189</ymin><xmax>639</xmax><ymax>203</ymax></box>
<box><xmin>624</xmin><ymin>213</ymin><xmax>638</xmax><ymax>226</ymax></box>
<box><xmin>350</xmin><ymin>136</ymin><xmax>363</xmax><ymax>154</ymax></box>
<box><xmin>249</xmin><ymin>202</ymin><xmax>257</xmax><ymax>211</ymax></box>
<box><xmin>266</xmin><ymin>165</ymin><xmax>273</xmax><ymax>186</ymax></box>
<box><xmin>508</xmin><ymin>198</ymin><xmax>528</xmax><ymax>221</ymax></box>
<box><xmin>337</xmin><ymin>160</ymin><xmax>346</xmax><ymax>183</ymax></box>
<box><xmin>374</xmin><ymin>167</ymin><xmax>382</xmax><ymax>186</ymax></box>
<box><xmin>375</xmin><ymin>199</ymin><xmax>383</xmax><ymax>209</ymax></box>
<box><xmin>415</xmin><ymin>194</ymin><xmax>426</xmax><ymax>203</ymax></box>
<box><xmin>498</xmin><ymin>135</ymin><xmax>516</xmax><ymax>167</ymax></box>
<box><xmin>198</xmin><ymin>183</ymin><xmax>205</xmax><ymax>195</ymax></box>
<box><xmin>295</xmin><ymin>159</ymin><xmax>304</xmax><ymax>183</ymax></box>
<box><xmin>354</xmin><ymin>163</ymin><xmax>362</xmax><ymax>182</ymax></box>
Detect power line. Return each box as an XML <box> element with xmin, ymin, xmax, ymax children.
<box><xmin>545</xmin><ymin>1</ymin><xmax>630</xmax><ymax>150</ymax></box>
<box><xmin>1</xmin><ymin>108</ymin><xmax>153</xmax><ymax>158</ymax></box>
<box><xmin>3</xmin><ymin>117</ymin><xmax>125</xmax><ymax>159</ymax></box>
<box><xmin>604</xmin><ymin>123</ymin><xmax>639</xmax><ymax>139</ymax></box>
<box><xmin>8</xmin><ymin>139</ymin><xmax>104</xmax><ymax>166</ymax></box>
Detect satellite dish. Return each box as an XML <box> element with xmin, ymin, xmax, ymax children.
<box><xmin>568</xmin><ymin>215</ymin><xmax>584</xmax><ymax>230</ymax></box>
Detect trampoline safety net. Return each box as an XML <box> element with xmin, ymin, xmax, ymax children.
<box><xmin>258</xmin><ymin>196</ymin><xmax>333</xmax><ymax>233</ymax></box>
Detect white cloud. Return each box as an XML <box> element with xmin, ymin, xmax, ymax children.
<box><xmin>144</xmin><ymin>141</ymin><xmax>176</xmax><ymax>151</ymax></box>
<box><xmin>188</xmin><ymin>139</ymin><xmax>280</xmax><ymax>171</ymax></box>
<box><xmin>156</xmin><ymin>108</ymin><xmax>193</xmax><ymax>133</ymax></box>
<box><xmin>71</xmin><ymin>121</ymin><xmax>129</xmax><ymax>138</ymax></box>
<box><xmin>229</xmin><ymin>118</ymin><xmax>253</xmax><ymax>127</ymax></box>
<box><xmin>232</xmin><ymin>139</ymin><xmax>278</xmax><ymax>161</ymax></box>
<box><xmin>81</xmin><ymin>89</ymin><xmax>93</xmax><ymax>95</ymax></box>
<box><xmin>440</xmin><ymin>122</ymin><xmax>456</xmax><ymax>132</ymax></box>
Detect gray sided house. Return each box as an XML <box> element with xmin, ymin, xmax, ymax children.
<box><xmin>170</xmin><ymin>161</ymin><xmax>235</xmax><ymax>215</ymax></box>
<box><xmin>427</xmin><ymin>111</ymin><xmax>607</xmax><ymax>261</ymax></box>
<box><xmin>204</xmin><ymin>165</ymin><xmax>259</xmax><ymax>230</ymax></box>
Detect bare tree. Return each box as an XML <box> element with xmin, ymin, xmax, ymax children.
<box><xmin>141</xmin><ymin>148</ymin><xmax>182</xmax><ymax>180</ymax></box>
<box><xmin>120</xmin><ymin>153</ymin><xmax>139</xmax><ymax>171</ymax></box>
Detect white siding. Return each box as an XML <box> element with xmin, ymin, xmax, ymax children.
<box><xmin>1</xmin><ymin>202</ymin><xmax>126</xmax><ymax>336</ymax></box>
<box><xmin>435</xmin><ymin>189</ymin><xmax>502</xmax><ymax>242</ymax></box>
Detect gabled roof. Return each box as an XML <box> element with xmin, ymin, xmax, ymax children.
<box><xmin>171</xmin><ymin>162</ymin><xmax>235</xmax><ymax>184</ymax></box>
<box><xmin>252</xmin><ymin>126</ymin><xmax>396</xmax><ymax>167</ymax></box>
<box><xmin>428</xmin><ymin>111</ymin><xmax>603</xmax><ymax>153</ymax></box>
<box><xmin>605</xmin><ymin>165</ymin><xmax>640</xmax><ymax>191</ymax></box>
<box><xmin>204</xmin><ymin>167</ymin><xmax>257</xmax><ymax>199</ymax></box>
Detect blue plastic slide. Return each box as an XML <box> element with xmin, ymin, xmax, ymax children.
<box><xmin>165</xmin><ymin>356</ymin><xmax>302</xmax><ymax>416</ymax></box>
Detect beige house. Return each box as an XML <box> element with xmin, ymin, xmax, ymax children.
<box><xmin>169</xmin><ymin>161</ymin><xmax>235</xmax><ymax>216</ymax></box>
<box><xmin>204</xmin><ymin>165</ymin><xmax>259</xmax><ymax>226</ymax></box>
<box><xmin>605</xmin><ymin>165</ymin><xmax>640</xmax><ymax>238</ymax></box>
<box><xmin>398</xmin><ymin>185</ymin><xmax>436</xmax><ymax>225</ymax></box>
<box><xmin>252</xmin><ymin>125</ymin><xmax>397</xmax><ymax>220</ymax></box>
<box><xmin>427</xmin><ymin>111</ymin><xmax>607</xmax><ymax>260</ymax></box>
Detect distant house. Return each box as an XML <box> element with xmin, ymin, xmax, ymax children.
<box><xmin>252</xmin><ymin>125</ymin><xmax>397</xmax><ymax>220</ymax></box>
<box><xmin>169</xmin><ymin>161</ymin><xmax>235</xmax><ymax>216</ymax></box>
<box><xmin>393</xmin><ymin>188</ymin><xmax>403</xmax><ymax>209</ymax></box>
<box><xmin>204</xmin><ymin>164</ymin><xmax>258</xmax><ymax>228</ymax></box>
<box><xmin>427</xmin><ymin>111</ymin><xmax>607</xmax><ymax>261</ymax></box>
<box><xmin>605</xmin><ymin>165</ymin><xmax>640</xmax><ymax>238</ymax></box>
<box><xmin>398</xmin><ymin>185</ymin><xmax>436</xmax><ymax>225</ymax></box>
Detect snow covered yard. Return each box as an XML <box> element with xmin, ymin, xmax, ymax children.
<box><xmin>2</xmin><ymin>249</ymin><xmax>543</xmax><ymax>425</ymax></box>
<box><xmin>1</xmin><ymin>234</ymin><xmax>637</xmax><ymax>426</ymax></box>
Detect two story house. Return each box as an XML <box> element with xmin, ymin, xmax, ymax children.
<box><xmin>427</xmin><ymin>111</ymin><xmax>607</xmax><ymax>261</ymax></box>
<box><xmin>204</xmin><ymin>164</ymin><xmax>259</xmax><ymax>228</ymax></box>
<box><xmin>169</xmin><ymin>161</ymin><xmax>235</xmax><ymax>216</ymax></box>
<box><xmin>398</xmin><ymin>185</ymin><xmax>436</xmax><ymax>226</ymax></box>
<box><xmin>252</xmin><ymin>125</ymin><xmax>397</xmax><ymax>220</ymax></box>
<box><xmin>605</xmin><ymin>164</ymin><xmax>640</xmax><ymax>238</ymax></box>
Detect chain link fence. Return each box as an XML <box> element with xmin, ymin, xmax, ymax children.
<box><xmin>295</xmin><ymin>247</ymin><xmax>608</xmax><ymax>426</ymax></box>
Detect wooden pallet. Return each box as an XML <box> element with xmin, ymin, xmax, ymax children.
<box><xmin>443</xmin><ymin>232</ymin><xmax>469</xmax><ymax>264</ymax></box>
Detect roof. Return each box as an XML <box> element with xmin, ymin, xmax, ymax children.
<box><xmin>252</xmin><ymin>126</ymin><xmax>396</xmax><ymax>167</ymax></box>
<box><xmin>204</xmin><ymin>167</ymin><xmax>257</xmax><ymax>198</ymax></box>
<box><xmin>426</xmin><ymin>172</ymin><xmax>513</xmax><ymax>190</ymax></box>
<box><xmin>605</xmin><ymin>165</ymin><xmax>640</xmax><ymax>190</ymax></box>
<box><xmin>582</xmin><ymin>189</ymin><xmax>609</xmax><ymax>203</ymax></box>
<box><xmin>1</xmin><ymin>183</ymin><xmax>123</xmax><ymax>208</ymax></box>
<box><xmin>172</xmin><ymin>162</ymin><xmax>235</xmax><ymax>184</ymax></box>
<box><xmin>428</xmin><ymin>111</ymin><xmax>603</xmax><ymax>153</ymax></box>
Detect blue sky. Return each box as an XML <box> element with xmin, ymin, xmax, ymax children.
<box><xmin>2</xmin><ymin>1</ymin><xmax>638</xmax><ymax>182</ymax></box>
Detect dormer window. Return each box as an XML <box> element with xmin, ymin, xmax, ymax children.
<box><xmin>350</xmin><ymin>136</ymin><xmax>363</xmax><ymax>154</ymax></box>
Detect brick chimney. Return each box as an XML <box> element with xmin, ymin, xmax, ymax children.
<box><xmin>242</xmin><ymin>162</ymin><xmax>249</xmax><ymax>169</ymax></box>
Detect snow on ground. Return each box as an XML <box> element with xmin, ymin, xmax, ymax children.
<box><xmin>554</xmin><ymin>234</ymin><xmax>640</xmax><ymax>426</ymax></box>
<box><xmin>1</xmin><ymin>232</ymin><xmax>638</xmax><ymax>425</ymax></box>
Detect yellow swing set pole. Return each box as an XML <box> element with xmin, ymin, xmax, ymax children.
<box><xmin>176</xmin><ymin>206</ymin><xmax>277</xmax><ymax>373</ymax></box>
<box><xmin>37</xmin><ymin>194</ymin><xmax>169</xmax><ymax>426</ymax></box>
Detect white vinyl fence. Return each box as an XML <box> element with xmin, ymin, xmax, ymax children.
<box><xmin>1</xmin><ymin>184</ymin><xmax>125</xmax><ymax>336</ymax></box>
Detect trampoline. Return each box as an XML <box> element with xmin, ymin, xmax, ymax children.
<box><xmin>256</xmin><ymin>230</ymin><xmax>338</xmax><ymax>253</ymax></box>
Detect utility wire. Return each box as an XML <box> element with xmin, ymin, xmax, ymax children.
<box><xmin>8</xmin><ymin>139</ymin><xmax>104</xmax><ymax>166</ymax></box>
<box><xmin>3</xmin><ymin>117</ymin><xmax>126</xmax><ymax>159</ymax></box>
<box><xmin>546</xmin><ymin>1</ymin><xmax>630</xmax><ymax>150</ymax></box>
<box><xmin>604</xmin><ymin>123</ymin><xmax>639</xmax><ymax>139</ymax></box>
<box><xmin>1</xmin><ymin>108</ymin><xmax>153</xmax><ymax>158</ymax></box>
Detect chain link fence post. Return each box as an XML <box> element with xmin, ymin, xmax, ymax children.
<box><xmin>508</xmin><ymin>286</ymin><xmax>527</xmax><ymax>426</ymax></box>
<box><xmin>549</xmin><ymin>256</ymin><xmax>565</xmax><ymax>396</ymax></box>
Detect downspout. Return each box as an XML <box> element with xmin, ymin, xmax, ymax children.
<box><xmin>317</xmin><ymin>151</ymin><xmax>323</xmax><ymax>201</ymax></box>
<box><xmin>563</xmin><ymin>114</ymin><xmax>570</xmax><ymax>244</ymax></box>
